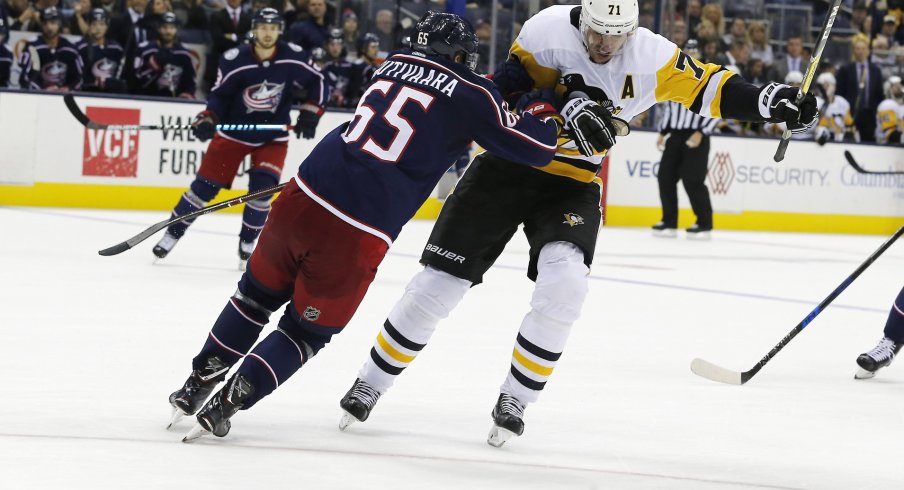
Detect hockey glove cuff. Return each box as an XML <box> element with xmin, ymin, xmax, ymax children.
<box><xmin>760</xmin><ymin>83</ymin><xmax>819</xmax><ymax>134</ymax></box>
<box><xmin>191</xmin><ymin>110</ymin><xmax>218</xmax><ymax>142</ymax></box>
<box><xmin>295</xmin><ymin>103</ymin><xmax>323</xmax><ymax>140</ymax></box>
<box><xmin>516</xmin><ymin>89</ymin><xmax>564</xmax><ymax>130</ymax></box>
<box><xmin>491</xmin><ymin>56</ymin><xmax>536</xmax><ymax>106</ymax></box>
<box><xmin>561</xmin><ymin>98</ymin><xmax>618</xmax><ymax>157</ymax></box>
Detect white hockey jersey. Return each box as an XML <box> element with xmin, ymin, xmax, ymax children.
<box><xmin>511</xmin><ymin>5</ymin><xmax>740</xmax><ymax>183</ymax></box>
<box><xmin>875</xmin><ymin>98</ymin><xmax>904</xmax><ymax>143</ymax></box>
<box><xmin>816</xmin><ymin>94</ymin><xmax>854</xmax><ymax>142</ymax></box>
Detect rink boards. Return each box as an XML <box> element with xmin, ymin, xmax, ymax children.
<box><xmin>0</xmin><ymin>90</ymin><xmax>902</xmax><ymax>234</ymax></box>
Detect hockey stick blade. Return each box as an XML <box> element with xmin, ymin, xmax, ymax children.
<box><xmin>844</xmin><ymin>150</ymin><xmax>904</xmax><ymax>175</ymax></box>
<box><xmin>690</xmin><ymin>358</ymin><xmax>744</xmax><ymax>385</ymax></box>
<box><xmin>98</xmin><ymin>220</ymin><xmax>170</xmax><ymax>256</ymax></box>
<box><xmin>63</xmin><ymin>94</ymin><xmax>91</xmax><ymax>127</ymax></box>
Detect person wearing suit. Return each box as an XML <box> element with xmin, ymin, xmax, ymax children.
<box><xmin>836</xmin><ymin>35</ymin><xmax>885</xmax><ymax>142</ymax></box>
<box><xmin>205</xmin><ymin>0</ymin><xmax>252</xmax><ymax>89</ymax></box>
<box><xmin>768</xmin><ymin>34</ymin><xmax>805</xmax><ymax>84</ymax></box>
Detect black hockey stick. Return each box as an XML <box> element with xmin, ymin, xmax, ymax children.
<box><xmin>691</xmin><ymin>221</ymin><xmax>904</xmax><ymax>384</ymax></box>
<box><xmin>773</xmin><ymin>0</ymin><xmax>842</xmax><ymax>162</ymax></box>
<box><xmin>844</xmin><ymin>150</ymin><xmax>904</xmax><ymax>175</ymax></box>
<box><xmin>64</xmin><ymin>94</ymin><xmax>294</xmax><ymax>132</ymax></box>
<box><xmin>97</xmin><ymin>182</ymin><xmax>288</xmax><ymax>256</ymax></box>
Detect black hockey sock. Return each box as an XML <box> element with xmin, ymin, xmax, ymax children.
<box><xmin>883</xmin><ymin>285</ymin><xmax>904</xmax><ymax>343</ymax></box>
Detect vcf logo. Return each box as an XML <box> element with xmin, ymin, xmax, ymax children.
<box><xmin>82</xmin><ymin>107</ymin><xmax>140</xmax><ymax>177</ymax></box>
<box><xmin>707</xmin><ymin>151</ymin><xmax>736</xmax><ymax>195</ymax></box>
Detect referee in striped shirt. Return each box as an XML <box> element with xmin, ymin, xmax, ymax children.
<box><xmin>653</xmin><ymin>41</ymin><xmax>720</xmax><ymax>240</ymax></box>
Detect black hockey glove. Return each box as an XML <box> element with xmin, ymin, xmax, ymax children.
<box><xmin>191</xmin><ymin>111</ymin><xmax>217</xmax><ymax>142</ymax></box>
<box><xmin>815</xmin><ymin>126</ymin><xmax>830</xmax><ymax>146</ymax></box>
<box><xmin>516</xmin><ymin>89</ymin><xmax>564</xmax><ymax>130</ymax></box>
<box><xmin>561</xmin><ymin>98</ymin><xmax>618</xmax><ymax>157</ymax></box>
<box><xmin>491</xmin><ymin>55</ymin><xmax>535</xmax><ymax>106</ymax></box>
<box><xmin>294</xmin><ymin>103</ymin><xmax>323</xmax><ymax>140</ymax></box>
<box><xmin>761</xmin><ymin>83</ymin><xmax>819</xmax><ymax>134</ymax></box>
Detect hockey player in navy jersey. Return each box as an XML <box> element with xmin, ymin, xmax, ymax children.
<box><xmin>854</xmin><ymin>284</ymin><xmax>904</xmax><ymax>379</ymax></box>
<box><xmin>0</xmin><ymin>18</ymin><xmax>12</xmax><ymax>87</ymax></box>
<box><xmin>18</xmin><ymin>7</ymin><xmax>82</xmax><ymax>91</ymax></box>
<box><xmin>322</xmin><ymin>28</ymin><xmax>363</xmax><ymax>108</ymax></box>
<box><xmin>168</xmin><ymin>11</ymin><xmax>614</xmax><ymax>442</ymax></box>
<box><xmin>133</xmin><ymin>12</ymin><xmax>196</xmax><ymax>98</ymax></box>
<box><xmin>75</xmin><ymin>9</ymin><xmax>126</xmax><ymax>93</ymax></box>
<box><xmin>152</xmin><ymin>8</ymin><xmax>328</xmax><ymax>266</ymax></box>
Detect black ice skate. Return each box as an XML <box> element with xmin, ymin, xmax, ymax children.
<box><xmin>487</xmin><ymin>393</ymin><xmax>525</xmax><ymax>448</ymax></box>
<box><xmin>651</xmin><ymin>222</ymin><xmax>677</xmax><ymax>238</ymax></box>
<box><xmin>182</xmin><ymin>373</ymin><xmax>255</xmax><ymax>442</ymax></box>
<box><xmin>152</xmin><ymin>232</ymin><xmax>180</xmax><ymax>259</ymax></box>
<box><xmin>238</xmin><ymin>240</ymin><xmax>255</xmax><ymax>271</ymax></box>
<box><xmin>167</xmin><ymin>356</ymin><xmax>229</xmax><ymax>429</ymax></box>
<box><xmin>855</xmin><ymin>337</ymin><xmax>904</xmax><ymax>379</ymax></box>
<box><xmin>338</xmin><ymin>378</ymin><xmax>382</xmax><ymax>431</ymax></box>
<box><xmin>686</xmin><ymin>224</ymin><xmax>713</xmax><ymax>241</ymax></box>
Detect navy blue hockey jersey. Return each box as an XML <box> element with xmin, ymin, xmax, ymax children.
<box><xmin>207</xmin><ymin>41</ymin><xmax>329</xmax><ymax>145</ymax></box>
<box><xmin>17</xmin><ymin>36</ymin><xmax>82</xmax><ymax>90</ymax></box>
<box><xmin>0</xmin><ymin>44</ymin><xmax>12</xmax><ymax>87</ymax></box>
<box><xmin>296</xmin><ymin>50</ymin><xmax>559</xmax><ymax>244</ymax></box>
<box><xmin>323</xmin><ymin>57</ymin><xmax>363</xmax><ymax>108</ymax></box>
<box><xmin>75</xmin><ymin>38</ymin><xmax>124</xmax><ymax>90</ymax></box>
<box><xmin>134</xmin><ymin>40</ymin><xmax>196</xmax><ymax>98</ymax></box>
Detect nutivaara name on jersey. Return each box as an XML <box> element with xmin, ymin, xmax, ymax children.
<box><xmin>373</xmin><ymin>59</ymin><xmax>459</xmax><ymax>97</ymax></box>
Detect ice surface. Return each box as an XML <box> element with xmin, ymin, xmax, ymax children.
<box><xmin>1</xmin><ymin>206</ymin><xmax>902</xmax><ymax>490</ymax></box>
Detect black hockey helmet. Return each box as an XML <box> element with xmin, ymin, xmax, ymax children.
<box><xmin>88</xmin><ymin>8</ymin><xmax>110</xmax><ymax>24</ymax></box>
<box><xmin>412</xmin><ymin>11</ymin><xmax>479</xmax><ymax>71</ymax></box>
<box><xmin>252</xmin><ymin>7</ymin><xmax>285</xmax><ymax>32</ymax></box>
<box><xmin>327</xmin><ymin>28</ymin><xmax>343</xmax><ymax>45</ymax></box>
<box><xmin>160</xmin><ymin>11</ymin><xmax>178</xmax><ymax>26</ymax></box>
<box><xmin>357</xmin><ymin>32</ymin><xmax>379</xmax><ymax>53</ymax></box>
<box><xmin>41</xmin><ymin>6</ymin><xmax>62</xmax><ymax>23</ymax></box>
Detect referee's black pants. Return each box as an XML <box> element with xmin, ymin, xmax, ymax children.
<box><xmin>657</xmin><ymin>129</ymin><xmax>713</xmax><ymax>229</ymax></box>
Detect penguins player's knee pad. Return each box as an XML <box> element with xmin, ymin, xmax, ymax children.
<box><xmin>531</xmin><ymin>242</ymin><xmax>589</xmax><ymax>324</ymax></box>
<box><xmin>248</xmin><ymin>169</ymin><xmax>279</xmax><ymax>193</ymax></box>
<box><xmin>189</xmin><ymin>176</ymin><xmax>222</xmax><ymax>203</ymax></box>
<box><xmin>390</xmin><ymin>266</ymin><xmax>471</xmax><ymax>329</ymax></box>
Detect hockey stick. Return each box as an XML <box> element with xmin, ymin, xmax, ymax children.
<box><xmin>97</xmin><ymin>182</ymin><xmax>287</xmax><ymax>256</ymax></box>
<box><xmin>691</xmin><ymin>221</ymin><xmax>904</xmax><ymax>385</ymax></box>
<box><xmin>64</xmin><ymin>94</ymin><xmax>294</xmax><ymax>132</ymax></box>
<box><xmin>844</xmin><ymin>150</ymin><xmax>904</xmax><ymax>175</ymax></box>
<box><xmin>773</xmin><ymin>0</ymin><xmax>842</xmax><ymax>163</ymax></box>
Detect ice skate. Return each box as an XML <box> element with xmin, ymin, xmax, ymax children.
<box><xmin>339</xmin><ymin>378</ymin><xmax>382</xmax><ymax>431</ymax></box>
<box><xmin>686</xmin><ymin>224</ymin><xmax>712</xmax><ymax>241</ymax></box>
<box><xmin>182</xmin><ymin>373</ymin><xmax>254</xmax><ymax>442</ymax></box>
<box><xmin>152</xmin><ymin>232</ymin><xmax>180</xmax><ymax>259</ymax></box>
<box><xmin>651</xmin><ymin>222</ymin><xmax>677</xmax><ymax>238</ymax></box>
<box><xmin>855</xmin><ymin>337</ymin><xmax>903</xmax><ymax>379</ymax></box>
<box><xmin>167</xmin><ymin>356</ymin><xmax>229</xmax><ymax>429</ymax></box>
<box><xmin>487</xmin><ymin>393</ymin><xmax>525</xmax><ymax>448</ymax></box>
<box><xmin>238</xmin><ymin>240</ymin><xmax>255</xmax><ymax>271</ymax></box>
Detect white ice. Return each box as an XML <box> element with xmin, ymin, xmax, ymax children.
<box><xmin>1</xmin><ymin>206</ymin><xmax>902</xmax><ymax>490</ymax></box>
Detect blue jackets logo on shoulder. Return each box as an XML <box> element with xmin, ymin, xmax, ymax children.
<box><xmin>243</xmin><ymin>80</ymin><xmax>285</xmax><ymax>113</ymax></box>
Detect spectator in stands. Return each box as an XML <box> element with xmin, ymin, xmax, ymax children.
<box><xmin>99</xmin><ymin>0</ymin><xmax>121</xmax><ymax>16</ymax></box>
<box><xmin>837</xmin><ymin>34</ymin><xmax>885</xmax><ymax>142</ymax></box>
<box><xmin>141</xmin><ymin>0</ymin><xmax>174</xmax><ymax>41</ymax></box>
<box><xmin>172</xmin><ymin>0</ymin><xmax>208</xmax><ymax>31</ymax></box>
<box><xmin>18</xmin><ymin>7</ymin><xmax>82</xmax><ymax>91</ymax></box>
<box><xmin>746</xmin><ymin>58</ymin><xmax>768</xmax><ymax>85</ymax></box>
<box><xmin>700</xmin><ymin>36</ymin><xmax>727</xmax><ymax>65</ymax></box>
<box><xmin>695</xmin><ymin>19</ymin><xmax>721</xmax><ymax>50</ymax></box>
<box><xmin>724</xmin><ymin>40</ymin><xmax>749</xmax><ymax>78</ymax></box>
<box><xmin>768</xmin><ymin>34</ymin><xmax>805</xmax><ymax>84</ymax></box>
<box><xmin>69</xmin><ymin>0</ymin><xmax>92</xmax><ymax>36</ymax></box>
<box><xmin>288</xmin><ymin>0</ymin><xmax>331</xmax><ymax>51</ymax></box>
<box><xmin>701</xmin><ymin>3</ymin><xmax>725</xmax><ymax>41</ymax></box>
<box><xmin>879</xmin><ymin>14</ymin><xmax>903</xmax><ymax>46</ymax></box>
<box><xmin>7</xmin><ymin>0</ymin><xmax>40</xmax><ymax>32</ymax></box>
<box><xmin>723</xmin><ymin>17</ymin><xmax>747</xmax><ymax>47</ymax></box>
<box><xmin>76</xmin><ymin>8</ymin><xmax>126</xmax><ymax>93</ymax></box>
<box><xmin>205</xmin><ymin>0</ymin><xmax>250</xmax><ymax>89</ymax></box>
<box><xmin>0</xmin><ymin>17</ymin><xmax>12</xmax><ymax>87</ymax></box>
<box><xmin>670</xmin><ymin>19</ymin><xmax>688</xmax><ymax>47</ymax></box>
<box><xmin>851</xmin><ymin>1</ymin><xmax>870</xmax><ymax>37</ymax></box>
<box><xmin>474</xmin><ymin>18</ymin><xmax>491</xmax><ymax>73</ymax></box>
<box><xmin>685</xmin><ymin>0</ymin><xmax>702</xmax><ymax>34</ymax></box>
<box><xmin>133</xmin><ymin>11</ymin><xmax>196</xmax><ymax>98</ymax></box>
<box><xmin>870</xmin><ymin>35</ymin><xmax>899</xmax><ymax>82</ymax></box>
<box><xmin>374</xmin><ymin>8</ymin><xmax>395</xmax><ymax>53</ymax></box>
<box><xmin>340</xmin><ymin>9</ymin><xmax>359</xmax><ymax>57</ymax></box>
<box><xmin>110</xmin><ymin>0</ymin><xmax>149</xmax><ymax>47</ymax></box>
<box><xmin>747</xmin><ymin>20</ymin><xmax>773</xmax><ymax>66</ymax></box>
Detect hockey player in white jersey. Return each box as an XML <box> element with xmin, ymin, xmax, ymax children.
<box><xmin>875</xmin><ymin>76</ymin><xmax>904</xmax><ymax>145</ymax></box>
<box><xmin>814</xmin><ymin>72</ymin><xmax>857</xmax><ymax>145</ymax></box>
<box><xmin>338</xmin><ymin>0</ymin><xmax>819</xmax><ymax>448</ymax></box>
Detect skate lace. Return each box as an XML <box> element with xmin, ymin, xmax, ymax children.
<box><xmin>351</xmin><ymin>380</ymin><xmax>381</xmax><ymax>409</ymax></box>
<box><xmin>498</xmin><ymin>394</ymin><xmax>524</xmax><ymax>418</ymax></box>
<box><xmin>867</xmin><ymin>338</ymin><xmax>898</xmax><ymax>362</ymax></box>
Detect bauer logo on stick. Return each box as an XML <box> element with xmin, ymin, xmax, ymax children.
<box><xmin>82</xmin><ymin>106</ymin><xmax>141</xmax><ymax>177</ymax></box>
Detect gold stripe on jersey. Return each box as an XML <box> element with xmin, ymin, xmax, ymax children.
<box><xmin>510</xmin><ymin>41</ymin><xmax>561</xmax><ymax>89</ymax></box>
<box><xmin>654</xmin><ymin>48</ymin><xmax>733</xmax><ymax>118</ymax></box>
<box><xmin>878</xmin><ymin>108</ymin><xmax>900</xmax><ymax>133</ymax></box>
<box><xmin>376</xmin><ymin>332</ymin><xmax>416</xmax><ymax>363</ymax></box>
<box><xmin>512</xmin><ymin>347</ymin><xmax>555</xmax><ymax>376</ymax></box>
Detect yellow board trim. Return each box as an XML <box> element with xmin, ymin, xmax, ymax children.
<box><xmin>0</xmin><ymin>182</ymin><xmax>443</xmax><ymax>219</ymax></box>
<box><xmin>512</xmin><ymin>348</ymin><xmax>554</xmax><ymax>377</ymax></box>
<box><xmin>377</xmin><ymin>332</ymin><xmax>416</xmax><ymax>364</ymax></box>
<box><xmin>606</xmin><ymin>205</ymin><xmax>904</xmax><ymax>235</ymax></box>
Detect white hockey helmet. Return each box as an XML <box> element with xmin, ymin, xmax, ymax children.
<box><xmin>816</xmin><ymin>72</ymin><xmax>836</xmax><ymax>87</ymax></box>
<box><xmin>580</xmin><ymin>0</ymin><xmax>639</xmax><ymax>63</ymax></box>
<box><xmin>884</xmin><ymin>75</ymin><xmax>903</xmax><ymax>101</ymax></box>
<box><xmin>785</xmin><ymin>70</ymin><xmax>803</xmax><ymax>86</ymax></box>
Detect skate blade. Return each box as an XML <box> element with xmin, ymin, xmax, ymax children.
<box><xmin>854</xmin><ymin>367</ymin><xmax>877</xmax><ymax>379</ymax></box>
<box><xmin>338</xmin><ymin>411</ymin><xmax>358</xmax><ymax>431</ymax></box>
<box><xmin>652</xmin><ymin>229</ymin><xmax>677</xmax><ymax>238</ymax></box>
<box><xmin>487</xmin><ymin>425</ymin><xmax>517</xmax><ymax>448</ymax></box>
<box><xmin>182</xmin><ymin>424</ymin><xmax>211</xmax><ymax>443</ymax></box>
<box><xmin>167</xmin><ymin>406</ymin><xmax>187</xmax><ymax>430</ymax></box>
<box><xmin>686</xmin><ymin>231</ymin><xmax>712</xmax><ymax>241</ymax></box>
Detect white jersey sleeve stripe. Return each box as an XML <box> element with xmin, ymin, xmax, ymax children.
<box><xmin>699</xmin><ymin>70</ymin><xmax>731</xmax><ymax>119</ymax></box>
